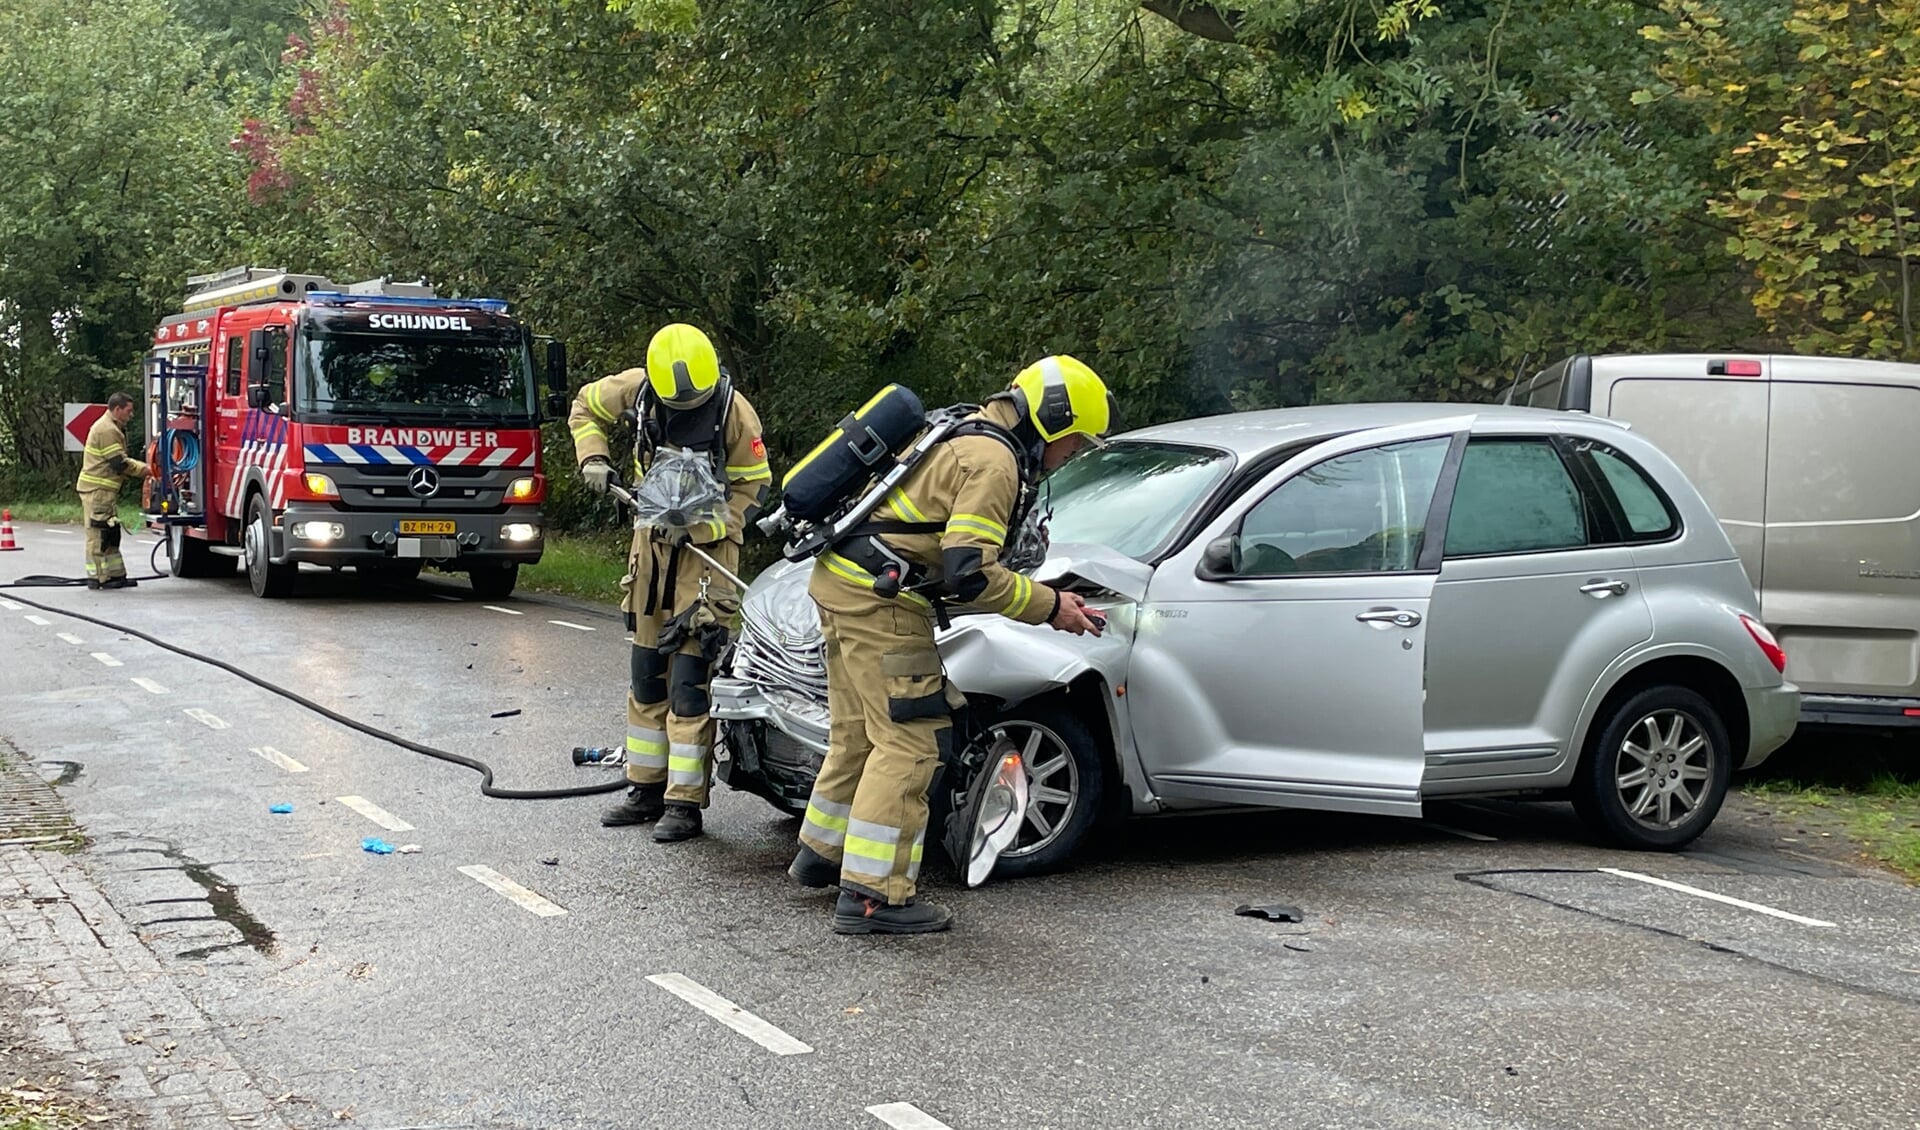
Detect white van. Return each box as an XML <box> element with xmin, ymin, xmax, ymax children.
<box><xmin>1507</xmin><ymin>353</ymin><xmax>1920</xmax><ymax>727</ymax></box>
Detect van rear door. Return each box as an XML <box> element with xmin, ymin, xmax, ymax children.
<box><xmin>1599</xmin><ymin>358</ymin><xmax>1770</xmax><ymax>591</ymax></box>
<box><xmin>1762</xmin><ymin>375</ymin><xmax>1920</xmax><ymax>700</ymax></box>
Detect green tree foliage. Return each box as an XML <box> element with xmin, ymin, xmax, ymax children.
<box><xmin>0</xmin><ymin>0</ymin><xmax>239</xmax><ymax>471</ymax></box>
<box><xmin>1646</xmin><ymin>0</ymin><xmax>1920</xmax><ymax>356</ymax></box>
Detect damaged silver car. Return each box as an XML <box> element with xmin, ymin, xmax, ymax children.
<box><xmin>714</xmin><ymin>404</ymin><xmax>1799</xmax><ymax>879</ymax></box>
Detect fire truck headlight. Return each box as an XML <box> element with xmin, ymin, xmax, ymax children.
<box><xmin>500</xmin><ymin>523</ymin><xmax>541</xmax><ymax>543</ymax></box>
<box><xmin>506</xmin><ymin>477</ymin><xmax>538</xmax><ymax>502</ymax></box>
<box><xmin>303</xmin><ymin>473</ymin><xmax>338</xmax><ymax>498</ymax></box>
<box><xmin>292</xmin><ymin>521</ymin><xmax>346</xmax><ymax>542</ymax></box>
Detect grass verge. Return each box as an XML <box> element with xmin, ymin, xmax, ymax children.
<box><xmin>1744</xmin><ymin>773</ymin><xmax>1920</xmax><ymax>882</ymax></box>
<box><xmin>0</xmin><ymin>499</ymin><xmax>147</xmax><ymax>531</ymax></box>
<box><xmin>514</xmin><ymin>529</ymin><xmax>629</xmax><ymax>604</ymax></box>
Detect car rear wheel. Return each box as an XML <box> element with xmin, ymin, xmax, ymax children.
<box><xmin>1574</xmin><ymin>685</ymin><xmax>1732</xmax><ymax>850</ymax></box>
<box><xmin>243</xmin><ymin>496</ymin><xmax>295</xmax><ymax>598</ymax></box>
<box><xmin>960</xmin><ymin>702</ymin><xmax>1106</xmax><ymax>879</ymax></box>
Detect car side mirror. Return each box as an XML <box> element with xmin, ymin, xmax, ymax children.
<box><xmin>247</xmin><ymin>384</ymin><xmax>272</xmax><ymax>410</ymax></box>
<box><xmin>1198</xmin><ymin>534</ymin><xmax>1238</xmax><ymax>580</ymax></box>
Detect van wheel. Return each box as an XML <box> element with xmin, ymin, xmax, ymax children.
<box><xmin>941</xmin><ymin>702</ymin><xmax>1105</xmax><ymax>880</ymax></box>
<box><xmin>243</xmin><ymin>496</ymin><xmax>295</xmax><ymax>598</ymax></box>
<box><xmin>167</xmin><ymin>523</ymin><xmax>232</xmax><ymax>578</ymax></box>
<box><xmin>1573</xmin><ymin>685</ymin><xmax>1732</xmax><ymax>850</ymax></box>
<box><xmin>467</xmin><ymin>563</ymin><xmax>518</xmax><ymax>600</ymax></box>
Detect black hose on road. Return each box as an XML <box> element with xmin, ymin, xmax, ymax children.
<box><xmin>2</xmin><ymin>569</ymin><xmax>626</xmax><ymax>801</ymax></box>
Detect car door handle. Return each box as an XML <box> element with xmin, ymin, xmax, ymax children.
<box><xmin>1580</xmin><ymin>578</ymin><xmax>1631</xmax><ymax>598</ymax></box>
<box><xmin>1356</xmin><ymin>608</ymin><xmax>1422</xmax><ymax>629</ymax></box>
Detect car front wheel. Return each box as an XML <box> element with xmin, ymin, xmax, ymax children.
<box><xmin>1574</xmin><ymin>685</ymin><xmax>1732</xmax><ymax>850</ymax></box>
<box><xmin>961</xmin><ymin>702</ymin><xmax>1106</xmax><ymax>880</ymax></box>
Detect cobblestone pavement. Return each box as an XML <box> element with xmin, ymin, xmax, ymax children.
<box><xmin>1</xmin><ymin>844</ymin><xmax>294</xmax><ymax>1130</ymax></box>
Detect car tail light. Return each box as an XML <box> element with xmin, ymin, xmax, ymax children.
<box><xmin>1740</xmin><ymin>614</ymin><xmax>1787</xmax><ymax>673</ymax></box>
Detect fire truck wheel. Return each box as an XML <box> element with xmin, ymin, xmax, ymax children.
<box><xmin>467</xmin><ymin>563</ymin><xmax>518</xmax><ymax>600</ymax></box>
<box><xmin>167</xmin><ymin>523</ymin><xmax>234</xmax><ymax>579</ymax></box>
<box><xmin>244</xmin><ymin>495</ymin><xmax>296</xmax><ymax>599</ymax></box>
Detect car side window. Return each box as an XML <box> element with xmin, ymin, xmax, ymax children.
<box><xmin>1586</xmin><ymin>444</ymin><xmax>1678</xmax><ymax>540</ymax></box>
<box><xmin>1443</xmin><ymin>438</ymin><xmax>1588</xmax><ymax>558</ymax></box>
<box><xmin>225</xmin><ymin>336</ymin><xmax>244</xmax><ymax>398</ymax></box>
<box><xmin>1232</xmin><ymin>437</ymin><xmax>1450</xmax><ymax>575</ymax></box>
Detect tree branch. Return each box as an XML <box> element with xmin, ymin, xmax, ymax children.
<box><xmin>1139</xmin><ymin>1</ymin><xmax>1244</xmax><ymax>44</ymax></box>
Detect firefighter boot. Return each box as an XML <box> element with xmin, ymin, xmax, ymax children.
<box><xmin>788</xmin><ymin>844</ymin><xmax>839</xmax><ymax>889</ymax></box>
<box><xmin>601</xmin><ymin>782</ymin><xmax>666</xmax><ymax>827</ymax></box>
<box><xmin>652</xmin><ymin>802</ymin><xmax>703</xmax><ymax>843</ymax></box>
<box><xmin>832</xmin><ymin>889</ymin><xmax>953</xmax><ymax>936</ymax></box>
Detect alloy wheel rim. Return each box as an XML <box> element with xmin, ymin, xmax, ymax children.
<box><xmin>990</xmin><ymin>721</ymin><xmax>1078</xmax><ymax>858</ymax></box>
<box><xmin>1614</xmin><ymin>709</ymin><xmax>1714</xmax><ymax>830</ymax></box>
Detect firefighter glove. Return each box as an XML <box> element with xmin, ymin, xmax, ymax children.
<box><xmin>580</xmin><ymin>457</ymin><xmax>615</xmax><ymax>495</ymax></box>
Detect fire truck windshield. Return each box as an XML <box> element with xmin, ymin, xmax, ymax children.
<box><xmin>297</xmin><ymin>325</ymin><xmax>536</xmax><ymax>423</ymax></box>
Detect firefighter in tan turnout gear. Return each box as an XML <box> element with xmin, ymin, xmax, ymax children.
<box><xmin>789</xmin><ymin>356</ymin><xmax>1114</xmax><ymax>935</ymax></box>
<box><xmin>569</xmin><ymin>324</ymin><xmax>772</xmax><ymax>842</ymax></box>
<box><xmin>75</xmin><ymin>392</ymin><xmax>149</xmax><ymax>590</ymax></box>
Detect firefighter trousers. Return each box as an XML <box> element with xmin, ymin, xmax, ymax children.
<box><xmin>622</xmin><ymin>532</ymin><xmax>740</xmax><ymax>807</ymax></box>
<box><xmin>80</xmin><ymin>490</ymin><xmax>126</xmax><ymax>581</ymax></box>
<box><xmin>798</xmin><ymin>593</ymin><xmax>955</xmax><ymax>905</ymax></box>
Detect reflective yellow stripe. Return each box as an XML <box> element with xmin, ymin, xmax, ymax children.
<box><xmin>945</xmin><ymin>515</ymin><xmax>1008</xmax><ymax>545</ymax></box>
<box><xmin>820</xmin><ymin>552</ymin><xmax>930</xmax><ymax>609</ymax></box>
<box><xmin>667</xmin><ymin>754</ymin><xmax>704</xmax><ymax>773</ymax></box>
<box><xmin>571</xmin><ymin>421</ymin><xmax>605</xmax><ymax>441</ymax></box>
<box><xmin>84</xmin><ymin>443</ymin><xmax>124</xmax><ymax>456</ymax></box>
<box><xmin>584</xmin><ymin>382</ymin><xmax>615</xmax><ymax>422</ymax></box>
<box><xmin>806</xmin><ymin>803</ymin><xmax>850</xmax><ymax>833</ymax></box>
<box><xmin>844</xmin><ymin>834</ymin><xmax>897</xmax><ymax>867</ymax></box>
<box><xmin>888</xmin><ymin>488</ymin><xmax>930</xmax><ymax>524</ymax></box>
<box><xmin>1006</xmin><ymin>573</ymin><xmax>1033</xmax><ymax>618</ymax></box>
<box><xmin>626</xmin><ymin>734</ymin><xmax>668</xmax><ymax>754</ymax></box>
<box><xmin>78</xmin><ymin>473</ymin><xmax>120</xmax><ymax>489</ymax></box>
<box><xmin>726</xmin><ymin>461</ymin><xmax>771</xmax><ymax>480</ymax></box>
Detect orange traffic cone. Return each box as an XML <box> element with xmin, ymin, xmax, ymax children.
<box><xmin>0</xmin><ymin>509</ymin><xmax>19</xmax><ymax>551</ymax></box>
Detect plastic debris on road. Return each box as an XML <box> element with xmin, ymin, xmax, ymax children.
<box><xmin>361</xmin><ymin>837</ymin><xmax>395</xmax><ymax>855</ymax></box>
<box><xmin>396</xmin><ymin>844</ymin><xmax>422</xmax><ymax>854</ymax></box>
<box><xmin>1234</xmin><ymin>903</ymin><xmax>1305</xmax><ymax>923</ymax></box>
<box><xmin>269</xmin><ymin>803</ymin><xmax>294</xmax><ymax>814</ymax></box>
<box><xmin>490</xmin><ymin>708</ymin><xmax>522</xmax><ymax>718</ymax></box>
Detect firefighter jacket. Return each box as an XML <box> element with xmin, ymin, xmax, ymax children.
<box><xmin>75</xmin><ymin>414</ymin><xmax>147</xmax><ymax>493</ymax></box>
<box><xmin>812</xmin><ymin>398</ymin><xmax>1057</xmax><ymax>626</ymax></box>
<box><xmin>567</xmin><ymin>367</ymin><xmax>771</xmax><ymax>546</ymax></box>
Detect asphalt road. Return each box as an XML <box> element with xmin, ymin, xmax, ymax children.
<box><xmin>4</xmin><ymin>521</ymin><xmax>1919</xmax><ymax>1129</ymax></box>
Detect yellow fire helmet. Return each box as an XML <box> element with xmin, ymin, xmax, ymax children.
<box><xmin>1010</xmin><ymin>354</ymin><xmax>1114</xmax><ymax>445</ymax></box>
<box><xmin>645</xmin><ymin>323</ymin><xmax>723</xmax><ymax>410</ymax></box>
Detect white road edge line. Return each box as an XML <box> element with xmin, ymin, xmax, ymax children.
<box><xmin>130</xmin><ymin>677</ymin><xmax>168</xmax><ymax>694</ymax></box>
<box><xmin>255</xmin><ymin>746</ymin><xmax>309</xmax><ymax>773</ymax></box>
<box><xmin>483</xmin><ymin>605</ymin><xmax>522</xmax><ymax>615</ymax></box>
<box><xmin>646</xmin><ymin>973</ymin><xmax>814</xmax><ymax>1056</ymax></box>
<box><xmin>457</xmin><ymin>865</ymin><xmax>567</xmax><ymax>918</ymax></box>
<box><xmin>336</xmin><ymin>795</ymin><xmax>414</xmax><ymax>831</ymax></box>
<box><xmin>56</xmin><ymin>632</ymin><xmax>84</xmax><ymax>645</ymax></box>
<box><xmin>1599</xmin><ymin>867</ymin><xmax>1837</xmax><ymax>928</ymax></box>
<box><xmin>183</xmin><ymin>707</ymin><xmax>225</xmax><ymax>728</ymax></box>
<box><xmin>92</xmin><ymin>652</ymin><xmax>124</xmax><ymax>668</ymax></box>
<box><xmin>24</xmin><ymin>614</ymin><xmax>50</xmax><ymax>626</ymax></box>
<box><xmin>1421</xmin><ymin>821</ymin><xmax>1498</xmax><ymax>842</ymax></box>
<box><xmin>548</xmin><ymin>619</ymin><xmax>594</xmax><ymax>632</ymax></box>
<box><xmin>867</xmin><ymin>1103</ymin><xmax>955</xmax><ymax>1130</ymax></box>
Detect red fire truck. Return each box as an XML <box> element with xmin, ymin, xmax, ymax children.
<box><xmin>143</xmin><ymin>267</ymin><xmax>565</xmax><ymax>599</ymax></box>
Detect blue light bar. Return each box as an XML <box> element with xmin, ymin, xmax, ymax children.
<box><xmin>306</xmin><ymin>292</ymin><xmax>512</xmax><ymax>314</ymax></box>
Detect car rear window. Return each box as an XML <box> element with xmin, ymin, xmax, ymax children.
<box><xmin>1589</xmin><ymin>446</ymin><xmax>1677</xmax><ymax>538</ymax></box>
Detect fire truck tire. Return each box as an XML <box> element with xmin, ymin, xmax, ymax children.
<box><xmin>244</xmin><ymin>495</ymin><xmax>296</xmax><ymax>599</ymax></box>
<box><xmin>167</xmin><ymin>524</ymin><xmax>234</xmax><ymax>579</ymax></box>
<box><xmin>467</xmin><ymin>563</ymin><xmax>518</xmax><ymax>600</ymax></box>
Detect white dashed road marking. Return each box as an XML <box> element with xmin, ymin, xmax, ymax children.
<box><xmin>645</xmin><ymin>973</ymin><xmax>814</xmax><ymax>1056</ymax></box>
<box><xmin>92</xmin><ymin>653</ymin><xmax>124</xmax><ymax>668</ymax></box>
<box><xmin>431</xmin><ymin>593</ymin><xmax>463</xmax><ymax>602</ymax></box>
<box><xmin>483</xmin><ymin>605</ymin><xmax>522</xmax><ymax>615</ymax></box>
<box><xmin>255</xmin><ymin>746</ymin><xmax>309</xmax><ymax>773</ymax></box>
<box><xmin>55</xmin><ymin>632</ymin><xmax>83</xmax><ymax>645</ymax></box>
<box><xmin>0</xmin><ymin>598</ymin><xmax>22</xmax><ymax>610</ymax></box>
<box><xmin>24</xmin><ymin>614</ymin><xmax>50</xmax><ymax>626</ymax></box>
<box><xmin>457</xmin><ymin>865</ymin><xmax>567</xmax><ymax>918</ymax></box>
<box><xmin>336</xmin><ymin>795</ymin><xmax>413</xmax><ymax>831</ymax></box>
<box><xmin>131</xmin><ymin>677</ymin><xmax>168</xmax><ymax>694</ymax></box>
<box><xmin>1422</xmin><ymin>821</ymin><xmax>1497</xmax><ymax>842</ymax></box>
<box><xmin>548</xmin><ymin>620</ymin><xmax>594</xmax><ymax>632</ymax></box>
<box><xmin>183</xmin><ymin>707</ymin><xmax>226</xmax><ymax>728</ymax></box>
<box><xmin>866</xmin><ymin>1103</ymin><xmax>955</xmax><ymax>1129</ymax></box>
<box><xmin>1599</xmin><ymin>867</ymin><xmax>1837</xmax><ymax>927</ymax></box>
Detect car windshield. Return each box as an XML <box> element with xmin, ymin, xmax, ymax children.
<box><xmin>1039</xmin><ymin>441</ymin><xmax>1233</xmax><ymax>559</ymax></box>
<box><xmin>298</xmin><ymin>328</ymin><xmax>536</xmax><ymax>422</ymax></box>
